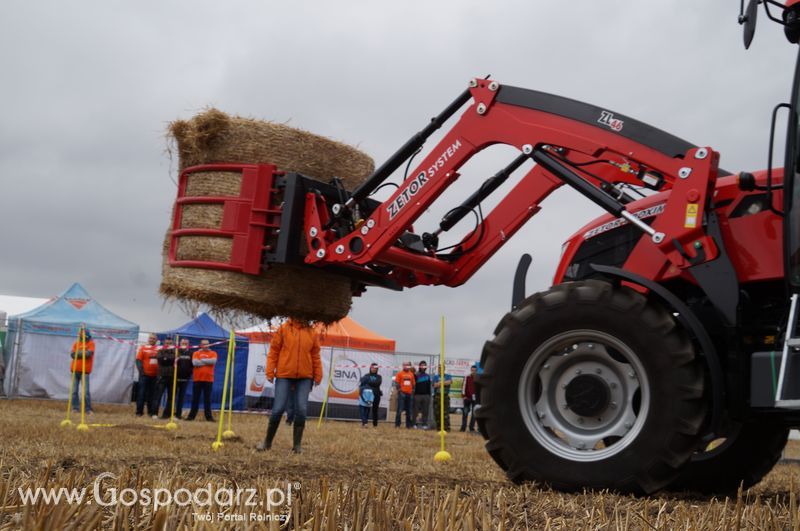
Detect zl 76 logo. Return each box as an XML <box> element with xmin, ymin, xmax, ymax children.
<box><xmin>597</xmin><ymin>110</ymin><xmax>624</xmax><ymax>132</ymax></box>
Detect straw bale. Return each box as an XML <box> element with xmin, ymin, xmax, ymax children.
<box><xmin>169</xmin><ymin>108</ymin><xmax>373</xmax><ymax>189</ymax></box>
<box><xmin>161</xmin><ymin>108</ymin><xmax>374</xmax><ymax>323</ymax></box>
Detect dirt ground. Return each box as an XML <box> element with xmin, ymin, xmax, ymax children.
<box><xmin>2</xmin><ymin>398</ymin><xmax>800</xmax><ymax>529</ymax></box>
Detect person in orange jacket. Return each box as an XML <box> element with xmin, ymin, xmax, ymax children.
<box><xmin>256</xmin><ymin>318</ymin><xmax>321</xmax><ymax>453</ymax></box>
<box><xmin>394</xmin><ymin>362</ymin><xmax>416</xmax><ymax>428</ymax></box>
<box><xmin>135</xmin><ymin>333</ymin><xmax>159</xmax><ymax>417</ymax></box>
<box><xmin>70</xmin><ymin>329</ymin><xmax>95</xmax><ymax>414</ymax></box>
<box><xmin>186</xmin><ymin>339</ymin><xmax>217</xmax><ymax>421</ymax></box>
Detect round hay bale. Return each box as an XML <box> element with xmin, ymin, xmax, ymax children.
<box><xmin>161</xmin><ymin>108</ymin><xmax>374</xmax><ymax>323</ymax></box>
<box><xmin>169</xmin><ymin>108</ymin><xmax>373</xmax><ymax>188</ymax></box>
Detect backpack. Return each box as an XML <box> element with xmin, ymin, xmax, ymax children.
<box><xmin>361</xmin><ymin>387</ymin><xmax>374</xmax><ymax>406</ymax></box>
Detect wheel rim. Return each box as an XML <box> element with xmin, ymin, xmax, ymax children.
<box><xmin>518</xmin><ymin>329</ymin><xmax>651</xmax><ymax>462</ymax></box>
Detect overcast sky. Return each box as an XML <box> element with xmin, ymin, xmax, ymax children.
<box><xmin>0</xmin><ymin>1</ymin><xmax>794</xmax><ymax>357</ymax></box>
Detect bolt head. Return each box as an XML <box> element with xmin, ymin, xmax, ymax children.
<box><xmin>332</xmin><ymin>204</ymin><xmax>342</xmax><ymax>215</ymax></box>
<box><xmin>488</xmin><ymin>81</ymin><xmax>499</xmax><ymax>91</ymax></box>
<box><xmin>476</xmin><ymin>103</ymin><xmax>487</xmax><ymax>115</ymax></box>
<box><xmin>624</xmin><ymin>422</ymin><xmax>633</xmax><ymax>429</ymax></box>
<box><xmin>309</xmin><ymin>227</ymin><xmax>318</xmax><ymax>237</ymax></box>
<box><xmin>610</xmin><ymin>402</ymin><xmax>617</xmax><ymax>409</ymax></box>
<box><xmin>469</xmin><ymin>78</ymin><xmax>478</xmax><ymax>88</ymax></box>
<box><xmin>522</xmin><ymin>144</ymin><xmax>533</xmax><ymax>155</ymax></box>
<box><xmin>367</xmin><ymin>219</ymin><xmax>376</xmax><ymax>228</ymax></box>
<box><xmin>628</xmin><ymin>372</ymin><xmax>635</xmax><ymax>379</ymax></box>
<box><xmin>595</xmin><ymin>368</ymin><xmax>602</xmax><ymax>374</ymax></box>
<box><xmin>542</xmin><ymin>364</ymin><xmax>550</xmax><ymax>370</ymax></box>
<box><xmin>360</xmin><ymin>226</ymin><xmax>369</xmax><ymax>235</ymax></box>
<box><xmin>678</xmin><ymin>167</ymin><xmax>692</xmax><ymax>179</ymax></box>
<box><xmin>335</xmin><ymin>245</ymin><xmax>345</xmax><ymax>254</ymax></box>
<box><xmin>695</xmin><ymin>148</ymin><xmax>708</xmax><ymax>159</ymax></box>
<box><xmin>575</xmin><ymin>369</ymin><xmax>582</xmax><ymax>375</ymax></box>
<box><xmin>315</xmin><ymin>249</ymin><xmax>325</xmax><ymax>258</ymax></box>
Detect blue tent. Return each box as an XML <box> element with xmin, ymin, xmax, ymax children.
<box><xmin>4</xmin><ymin>283</ymin><xmax>139</xmax><ymax>402</ymax></box>
<box><xmin>158</xmin><ymin>313</ymin><xmax>248</xmax><ymax>411</ymax></box>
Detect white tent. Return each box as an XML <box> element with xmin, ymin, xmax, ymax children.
<box><xmin>4</xmin><ymin>283</ymin><xmax>139</xmax><ymax>403</ymax></box>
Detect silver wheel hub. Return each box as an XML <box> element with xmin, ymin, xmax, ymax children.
<box><xmin>519</xmin><ymin>330</ymin><xmax>650</xmax><ymax>462</ymax></box>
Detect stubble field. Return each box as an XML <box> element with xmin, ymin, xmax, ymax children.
<box><xmin>2</xmin><ymin>399</ymin><xmax>800</xmax><ymax>529</ymax></box>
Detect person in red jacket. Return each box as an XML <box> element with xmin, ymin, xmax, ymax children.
<box><xmin>256</xmin><ymin>318</ymin><xmax>321</xmax><ymax>453</ymax></box>
<box><xmin>70</xmin><ymin>330</ymin><xmax>95</xmax><ymax>414</ymax></box>
<box><xmin>461</xmin><ymin>364</ymin><xmax>479</xmax><ymax>432</ymax></box>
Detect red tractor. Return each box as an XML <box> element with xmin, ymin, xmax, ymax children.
<box><xmin>168</xmin><ymin>1</ymin><xmax>800</xmax><ymax>493</ymax></box>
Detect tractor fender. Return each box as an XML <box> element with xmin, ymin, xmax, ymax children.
<box><xmin>589</xmin><ymin>263</ymin><xmax>723</xmax><ymax>440</ymax></box>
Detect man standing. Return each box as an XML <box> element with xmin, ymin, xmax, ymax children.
<box><xmin>187</xmin><ymin>339</ymin><xmax>216</xmax><ymax>421</ymax></box>
<box><xmin>461</xmin><ymin>364</ymin><xmax>479</xmax><ymax>432</ymax></box>
<box><xmin>360</xmin><ymin>363</ymin><xmax>383</xmax><ymax>427</ymax></box>
<box><xmin>156</xmin><ymin>337</ymin><xmax>176</xmax><ymax>419</ymax></box>
<box><xmin>394</xmin><ymin>362</ymin><xmax>415</xmax><ymax>429</ymax></box>
<box><xmin>413</xmin><ymin>361</ymin><xmax>432</xmax><ymax>429</ymax></box>
<box><xmin>174</xmin><ymin>338</ymin><xmax>194</xmax><ymax>419</ymax></box>
<box><xmin>433</xmin><ymin>368</ymin><xmax>453</xmax><ymax>432</ymax></box>
<box><xmin>135</xmin><ymin>334</ymin><xmax>159</xmax><ymax>417</ymax></box>
<box><xmin>70</xmin><ymin>329</ymin><xmax>95</xmax><ymax>414</ymax></box>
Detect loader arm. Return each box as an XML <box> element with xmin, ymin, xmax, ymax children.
<box><xmin>300</xmin><ymin>78</ymin><xmax>724</xmax><ymax>289</ymax></box>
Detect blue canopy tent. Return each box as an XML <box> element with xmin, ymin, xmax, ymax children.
<box><xmin>4</xmin><ymin>283</ymin><xmax>139</xmax><ymax>402</ymax></box>
<box><xmin>158</xmin><ymin>313</ymin><xmax>248</xmax><ymax>411</ymax></box>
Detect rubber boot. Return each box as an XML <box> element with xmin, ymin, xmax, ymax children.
<box><xmin>291</xmin><ymin>421</ymin><xmax>305</xmax><ymax>454</ymax></box>
<box><xmin>256</xmin><ymin>419</ymin><xmax>280</xmax><ymax>452</ymax></box>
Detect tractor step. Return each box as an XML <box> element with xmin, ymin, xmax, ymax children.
<box><xmin>773</xmin><ymin>294</ymin><xmax>800</xmax><ymax>408</ymax></box>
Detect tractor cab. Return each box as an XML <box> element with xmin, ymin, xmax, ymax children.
<box><xmin>740</xmin><ymin>0</ymin><xmax>800</xmax><ymax>406</ymax></box>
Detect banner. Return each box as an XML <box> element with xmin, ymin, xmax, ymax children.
<box><xmin>245</xmin><ymin>340</ymin><xmax>272</xmax><ymax>398</ymax></box>
<box><xmin>245</xmin><ymin>343</ymin><xmax>394</xmax><ymax>407</ymax></box>
<box><xmin>314</xmin><ymin>349</ymin><xmax>395</xmax><ymax>405</ymax></box>
<box><xmin>444</xmin><ymin>357</ymin><xmax>473</xmax><ymax>376</ymax></box>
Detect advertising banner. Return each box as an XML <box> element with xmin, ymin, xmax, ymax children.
<box><xmin>245</xmin><ymin>343</ymin><xmax>394</xmax><ymax>408</ymax></box>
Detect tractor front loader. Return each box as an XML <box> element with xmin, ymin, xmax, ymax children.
<box><xmin>167</xmin><ymin>0</ymin><xmax>800</xmax><ymax>494</ymax></box>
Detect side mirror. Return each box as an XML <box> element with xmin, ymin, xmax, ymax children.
<box><xmin>742</xmin><ymin>0</ymin><xmax>759</xmax><ymax>49</ymax></box>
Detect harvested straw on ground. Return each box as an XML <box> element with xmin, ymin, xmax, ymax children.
<box><xmin>161</xmin><ymin>108</ymin><xmax>374</xmax><ymax>323</ymax></box>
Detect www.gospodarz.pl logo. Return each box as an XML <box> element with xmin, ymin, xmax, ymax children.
<box><xmin>17</xmin><ymin>472</ymin><xmax>298</xmax><ymax>522</ymax></box>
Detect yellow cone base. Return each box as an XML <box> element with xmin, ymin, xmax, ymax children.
<box><xmin>76</xmin><ymin>423</ymin><xmax>90</xmax><ymax>432</ymax></box>
<box><xmin>211</xmin><ymin>441</ymin><xmax>224</xmax><ymax>451</ymax></box>
<box><xmin>60</xmin><ymin>419</ymin><xmax>73</xmax><ymax>428</ymax></box>
<box><xmin>434</xmin><ymin>450</ymin><xmax>452</xmax><ymax>462</ymax></box>
<box><xmin>165</xmin><ymin>422</ymin><xmax>178</xmax><ymax>431</ymax></box>
<box><xmin>222</xmin><ymin>430</ymin><xmax>236</xmax><ymax>439</ymax></box>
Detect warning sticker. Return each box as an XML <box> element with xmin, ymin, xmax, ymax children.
<box><xmin>684</xmin><ymin>204</ymin><xmax>698</xmax><ymax>228</ymax></box>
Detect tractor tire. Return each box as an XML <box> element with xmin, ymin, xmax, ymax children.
<box><xmin>475</xmin><ymin>280</ymin><xmax>707</xmax><ymax>494</ymax></box>
<box><xmin>667</xmin><ymin>420</ymin><xmax>789</xmax><ymax>493</ymax></box>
